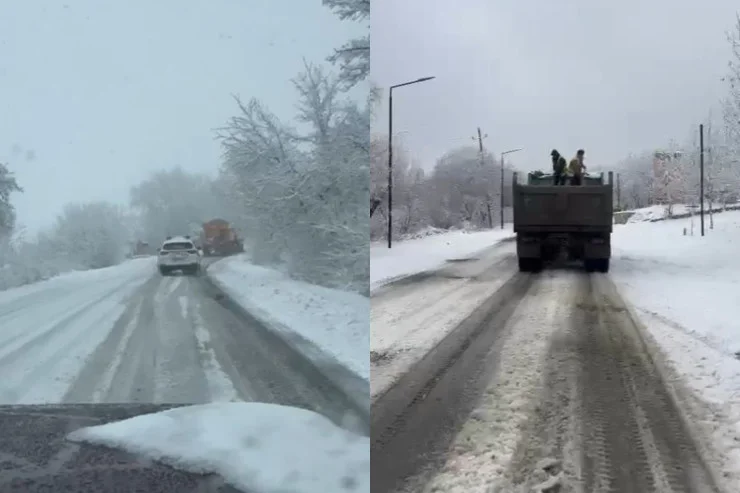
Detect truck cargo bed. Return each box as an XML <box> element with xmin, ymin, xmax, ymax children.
<box><xmin>513</xmin><ymin>185</ymin><xmax>613</xmax><ymax>232</ymax></box>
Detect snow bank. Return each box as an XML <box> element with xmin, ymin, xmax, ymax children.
<box><xmin>207</xmin><ymin>256</ymin><xmax>368</xmax><ymax>380</ymax></box>
<box><xmin>370</xmin><ymin>227</ymin><xmax>514</xmax><ymax>291</ymax></box>
<box><xmin>611</xmin><ymin>211</ymin><xmax>740</xmax><ymax>487</ymax></box>
<box><xmin>67</xmin><ymin>402</ymin><xmax>369</xmax><ymax>493</ymax></box>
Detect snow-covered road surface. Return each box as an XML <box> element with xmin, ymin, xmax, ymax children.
<box><xmin>372</xmin><ymin>266</ymin><xmax>719</xmax><ymax>493</ymax></box>
<box><xmin>371</xmin><ymin>240</ymin><xmax>518</xmax><ymax>401</ymax></box>
<box><xmin>0</xmin><ymin>257</ymin><xmax>367</xmax><ymax>435</ymax></box>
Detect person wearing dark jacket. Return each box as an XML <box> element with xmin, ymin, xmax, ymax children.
<box><xmin>551</xmin><ymin>149</ymin><xmax>567</xmax><ymax>185</ymax></box>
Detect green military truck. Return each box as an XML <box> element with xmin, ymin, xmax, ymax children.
<box><xmin>512</xmin><ymin>171</ymin><xmax>614</xmax><ymax>273</ymax></box>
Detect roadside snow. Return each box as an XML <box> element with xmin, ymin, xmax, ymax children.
<box><xmin>0</xmin><ymin>257</ymin><xmax>155</xmax><ymax>404</ymax></box>
<box><xmin>67</xmin><ymin>402</ymin><xmax>369</xmax><ymax>493</ymax></box>
<box><xmin>611</xmin><ymin>211</ymin><xmax>740</xmax><ymax>488</ymax></box>
<box><xmin>207</xmin><ymin>256</ymin><xmax>368</xmax><ymax>380</ymax></box>
<box><xmin>370</xmin><ymin>227</ymin><xmax>514</xmax><ymax>291</ymax></box>
<box><xmin>625</xmin><ymin>202</ymin><xmax>740</xmax><ymax>223</ymax></box>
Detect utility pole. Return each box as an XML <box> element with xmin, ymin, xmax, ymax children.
<box><xmin>699</xmin><ymin>123</ymin><xmax>705</xmax><ymax>236</ymax></box>
<box><xmin>473</xmin><ymin>127</ymin><xmax>493</xmax><ymax>228</ymax></box>
<box><xmin>616</xmin><ymin>173</ymin><xmax>621</xmax><ymax>210</ymax></box>
<box><xmin>387</xmin><ymin>91</ymin><xmax>393</xmax><ymax>248</ymax></box>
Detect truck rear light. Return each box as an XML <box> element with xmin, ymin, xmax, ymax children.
<box><xmin>159</xmin><ymin>250</ymin><xmax>168</xmax><ymax>255</ymax></box>
<box><xmin>591</xmin><ymin>238</ymin><xmax>605</xmax><ymax>244</ymax></box>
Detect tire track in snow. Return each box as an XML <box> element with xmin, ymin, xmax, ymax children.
<box><xmin>191</xmin><ymin>302</ymin><xmax>242</xmax><ymax>402</ymax></box>
<box><xmin>421</xmin><ymin>272</ymin><xmax>579</xmax><ymax>493</ymax></box>
<box><xmin>432</xmin><ymin>273</ymin><xmax>721</xmax><ymax>493</ymax></box>
<box><xmin>64</xmin><ymin>275</ymin><xmax>215</xmax><ymax>404</ymax></box>
<box><xmin>151</xmin><ymin>278</ymin><xmax>211</xmax><ymax>403</ymax></box>
<box><xmin>0</xmin><ymin>279</ymin><xmax>136</xmax><ymax>356</ymax></box>
<box><xmin>0</xmin><ymin>279</ymin><xmax>144</xmax><ymax>404</ymax></box>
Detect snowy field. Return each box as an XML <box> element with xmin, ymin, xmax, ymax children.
<box><xmin>207</xmin><ymin>255</ymin><xmax>369</xmax><ymax>380</ymax></box>
<box><xmin>67</xmin><ymin>402</ymin><xmax>369</xmax><ymax>493</ymax></box>
<box><xmin>371</xmin><ymin>211</ymin><xmax>740</xmax><ymax>487</ymax></box>
<box><xmin>370</xmin><ymin>227</ymin><xmax>514</xmax><ymax>292</ymax></box>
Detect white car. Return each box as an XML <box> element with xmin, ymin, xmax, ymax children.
<box><xmin>157</xmin><ymin>236</ymin><xmax>201</xmax><ymax>276</ymax></box>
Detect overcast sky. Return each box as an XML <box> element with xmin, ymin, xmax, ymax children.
<box><xmin>371</xmin><ymin>0</ymin><xmax>739</xmax><ymax>172</ymax></box>
<box><xmin>1</xmin><ymin>0</ymin><xmax>363</xmax><ymax>234</ymax></box>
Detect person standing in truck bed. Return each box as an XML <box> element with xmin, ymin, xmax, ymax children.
<box><xmin>569</xmin><ymin>149</ymin><xmax>586</xmax><ymax>185</ymax></box>
<box><xmin>551</xmin><ymin>149</ymin><xmax>567</xmax><ymax>185</ymax></box>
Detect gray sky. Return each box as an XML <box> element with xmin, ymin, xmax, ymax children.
<box><xmin>371</xmin><ymin>0</ymin><xmax>738</xmax><ymax>172</ymax></box>
<box><xmin>1</xmin><ymin>0</ymin><xmax>363</xmax><ymax>234</ymax></box>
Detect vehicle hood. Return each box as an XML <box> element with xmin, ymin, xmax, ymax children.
<box><xmin>0</xmin><ymin>403</ymin><xmax>242</xmax><ymax>492</ymax></box>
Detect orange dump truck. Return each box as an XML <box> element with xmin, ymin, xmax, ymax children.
<box><xmin>200</xmin><ymin>219</ymin><xmax>244</xmax><ymax>256</ymax></box>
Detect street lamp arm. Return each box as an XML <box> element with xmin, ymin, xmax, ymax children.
<box><xmin>390</xmin><ymin>76</ymin><xmax>436</xmax><ymax>90</ymax></box>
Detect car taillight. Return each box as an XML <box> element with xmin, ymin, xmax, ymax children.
<box><xmin>188</xmin><ymin>249</ymin><xmax>197</xmax><ymax>254</ymax></box>
<box><xmin>159</xmin><ymin>250</ymin><xmax>168</xmax><ymax>255</ymax></box>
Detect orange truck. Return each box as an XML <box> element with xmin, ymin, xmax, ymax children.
<box><xmin>200</xmin><ymin>219</ymin><xmax>244</xmax><ymax>256</ymax></box>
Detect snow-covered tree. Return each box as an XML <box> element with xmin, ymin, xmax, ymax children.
<box><xmin>369</xmin><ymin>139</ymin><xmax>518</xmax><ymax>240</ymax></box>
<box><xmin>218</xmin><ymin>62</ymin><xmax>369</xmax><ymax>293</ymax></box>
<box><xmin>129</xmin><ymin>167</ymin><xmax>229</xmax><ymax>247</ymax></box>
<box><xmin>50</xmin><ymin>201</ymin><xmax>130</xmax><ymax>270</ymax></box>
<box><xmin>323</xmin><ymin>0</ymin><xmax>369</xmax><ymax>90</ymax></box>
<box><xmin>0</xmin><ymin>162</ymin><xmax>23</xmax><ymax>239</ymax></box>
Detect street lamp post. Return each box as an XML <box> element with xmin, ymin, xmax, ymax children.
<box><xmin>387</xmin><ymin>76</ymin><xmax>435</xmax><ymax>248</ymax></box>
<box><xmin>500</xmin><ymin>148</ymin><xmax>523</xmax><ymax>229</ymax></box>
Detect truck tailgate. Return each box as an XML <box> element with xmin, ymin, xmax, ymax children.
<box><xmin>513</xmin><ymin>186</ymin><xmax>613</xmax><ymax>230</ymax></box>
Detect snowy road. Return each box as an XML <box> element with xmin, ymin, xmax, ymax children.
<box><xmin>0</xmin><ymin>258</ymin><xmax>367</xmax><ymax>434</ymax></box>
<box><xmin>371</xmin><ymin>256</ymin><xmax>720</xmax><ymax>492</ymax></box>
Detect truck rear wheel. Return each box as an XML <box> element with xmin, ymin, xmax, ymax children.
<box><xmin>597</xmin><ymin>258</ymin><xmax>610</xmax><ymax>273</ymax></box>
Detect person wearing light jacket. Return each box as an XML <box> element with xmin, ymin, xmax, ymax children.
<box><xmin>569</xmin><ymin>149</ymin><xmax>586</xmax><ymax>185</ymax></box>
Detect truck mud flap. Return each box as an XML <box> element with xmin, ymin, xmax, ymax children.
<box><xmin>584</xmin><ymin>236</ymin><xmax>611</xmax><ymax>259</ymax></box>
<box><xmin>516</xmin><ymin>235</ymin><xmax>541</xmax><ymax>259</ymax></box>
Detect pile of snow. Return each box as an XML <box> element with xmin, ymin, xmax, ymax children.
<box><xmin>370</xmin><ymin>227</ymin><xmax>514</xmax><ymax>291</ymax></box>
<box><xmin>611</xmin><ymin>211</ymin><xmax>740</xmax><ymax>486</ymax></box>
<box><xmin>67</xmin><ymin>402</ymin><xmax>369</xmax><ymax>493</ymax></box>
<box><xmin>207</xmin><ymin>256</ymin><xmax>368</xmax><ymax>380</ymax></box>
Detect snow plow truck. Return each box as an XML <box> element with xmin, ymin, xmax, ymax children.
<box><xmin>512</xmin><ymin>171</ymin><xmax>614</xmax><ymax>273</ymax></box>
<box><xmin>200</xmin><ymin>219</ymin><xmax>244</xmax><ymax>257</ymax></box>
